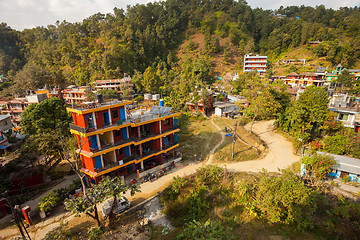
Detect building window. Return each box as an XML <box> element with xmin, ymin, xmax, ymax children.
<box><xmin>115</xmin><ymin>130</ymin><xmax>121</xmax><ymax>137</ymax></box>
<box><xmin>164</xmin><ymin>118</ymin><xmax>170</xmax><ymax>127</ymax></box>
<box><xmin>338</xmin><ymin>113</ymin><xmax>349</xmax><ymax>121</ymax></box>
<box><xmin>112</xmin><ymin>110</ymin><xmax>119</xmax><ymax>119</ymax></box>
<box><xmin>117</xmin><ymin>148</ymin><xmax>123</xmax><ymax>155</ymax></box>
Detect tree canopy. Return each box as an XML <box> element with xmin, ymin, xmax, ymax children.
<box><xmin>278</xmin><ymin>85</ymin><xmax>330</xmax><ymax>141</ymax></box>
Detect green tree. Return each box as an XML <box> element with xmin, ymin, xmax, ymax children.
<box><xmin>337</xmin><ymin>69</ymin><xmax>353</xmax><ymax>92</ymax></box>
<box><xmin>65</xmin><ymin>176</ymin><xmax>139</xmax><ymax>228</ymax></box>
<box><xmin>301</xmin><ymin>153</ymin><xmax>336</xmax><ymax>180</ymax></box>
<box><xmin>142</xmin><ymin>66</ymin><xmax>161</xmax><ymax>93</ymax></box>
<box><xmin>324</xmin><ymin>135</ymin><xmax>349</xmax><ymax>155</ymax></box>
<box><xmin>19</xmin><ymin>98</ymin><xmax>71</xmax><ymax>169</ymax></box>
<box><xmin>20</xmin><ymin>98</ymin><xmax>70</xmax><ymax>136</ymax></box>
<box><xmin>278</xmin><ymin>85</ymin><xmax>330</xmax><ymax>141</ymax></box>
<box><xmin>244</xmin><ymin>89</ymin><xmax>281</xmax><ymax>132</ymax></box>
<box><xmin>97</xmin><ymin>89</ymin><xmax>120</xmax><ymax>100</ymax></box>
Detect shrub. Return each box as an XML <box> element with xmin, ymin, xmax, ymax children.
<box><xmin>301</xmin><ymin>153</ymin><xmax>336</xmax><ymax>180</ymax></box>
<box><xmin>87</xmin><ymin>227</ymin><xmax>103</xmax><ymax>240</ymax></box>
<box><xmin>177</xmin><ymin>219</ymin><xmax>234</xmax><ymax>240</ymax></box>
<box><xmin>324</xmin><ymin>135</ymin><xmax>349</xmax><ymax>155</ymax></box>
<box><xmin>254</xmin><ymin>170</ymin><xmax>318</xmax><ymax>230</ymax></box>
<box><xmin>343</xmin><ymin>175</ymin><xmax>350</xmax><ymax>183</ymax></box>
<box><xmin>164</xmin><ymin>176</ymin><xmax>188</xmax><ymax>200</ymax></box>
<box><xmin>38</xmin><ymin>190</ymin><xmax>60</xmax><ymax>212</ymax></box>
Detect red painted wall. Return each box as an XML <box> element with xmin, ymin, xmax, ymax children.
<box><xmin>95</xmin><ymin>111</ymin><xmax>106</xmax><ymax>128</ymax></box>
<box><xmin>115</xmin><ymin>147</ymin><xmax>126</xmax><ymax>161</ymax></box>
<box><xmin>110</xmin><ymin>107</ymin><xmax>122</xmax><ymax>123</ymax></box>
<box><xmin>82</xmin><ymin>155</ymin><xmax>95</xmax><ymax>172</ymax></box>
<box><xmin>162</xmin><ymin>117</ymin><xmax>173</xmax><ymax>132</ymax></box>
<box><xmin>10</xmin><ymin>172</ymin><xmax>44</xmax><ymax>196</ymax></box>
<box><xmin>151</xmin><ymin>139</ymin><xmax>161</xmax><ymax>151</ymax></box>
<box><xmin>74</xmin><ymin>113</ymin><xmax>86</xmax><ymax>128</ymax></box>
<box><xmin>152</xmin><ymin>121</ymin><xmax>160</xmax><ymax>134</ymax></box>
<box><xmin>81</xmin><ymin>136</ymin><xmax>91</xmax><ymax>152</ymax></box>
<box><xmin>113</xmin><ymin>129</ymin><xmax>123</xmax><ymax>142</ymax></box>
<box><xmin>128</xmin><ymin>126</ymin><xmax>137</xmax><ymax>138</ymax></box>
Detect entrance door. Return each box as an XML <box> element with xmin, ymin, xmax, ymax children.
<box><xmin>90</xmin><ymin>135</ymin><xmax>98</xmax><ymax>149</ymax></box>
<box><xmin>103</xmin><ymin>112</ymin><xmax>110</xmax><ymax>126</ymax></box>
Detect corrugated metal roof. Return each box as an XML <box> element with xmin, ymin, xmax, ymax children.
<box><xmin>317</xmin><ymin>151</ymin><xmax>360</xmax><ymax>175</ymax></box>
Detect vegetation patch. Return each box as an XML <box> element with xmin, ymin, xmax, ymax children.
<box><xmin>161</xmin><ymin>165</ymin><xmax>360</xmax><ymax>239</ymax></box>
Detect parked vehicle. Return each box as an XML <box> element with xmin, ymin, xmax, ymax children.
<box><xmin>101</xmin><ymin>196</ymin><xmax>130</xmax><ymax>218</ymax></box>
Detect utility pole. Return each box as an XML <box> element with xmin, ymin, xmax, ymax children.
<box><xmin>232</xmin><ymin>121</ymin><xmax>238</xmax><ymax>160</ymax></box>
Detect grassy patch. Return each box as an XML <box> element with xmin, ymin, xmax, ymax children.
<box><xmin>178</xmin><ymin>113</ymin><xmax>220</xmax><ymax>162</ymax></box>
<box><xmin>212</xmin><ymin>117</ymin><xmax>264</xmax><ymax>162</ymax></box>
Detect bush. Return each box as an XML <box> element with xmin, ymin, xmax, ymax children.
<box><xmin>87</xmin><ymin>227</ymin><xmax>103</xmax><ymax>240</ymax></box>
<box><xmin>301</xmin><ymin>153</ymin><xmax>336</xmax><ymax>180</ymax></box>
<box><xmin>38</xmin><ymin>190</ymin><xmax>60</xmax><ymax>212</ymax></box>
<box><xmin>164</xmin><ymin>176</ymin><xmax>188</xmax><ymax>200</ymax></box>
<box><xmin>324</xmin><ymin>135</ymin><xmax>349</xmax><ymax>155</ymax></box>
<box><xmin>177</xmin><ymin>219</ymin><xmax>234</xmax><ymax>240</ymax></box>
<box><xmin>343</xmin><ymin>175</ymin><xmax>350</xmax><ymax>183</ymax></box>
<box><xmin>254</xmin><ymin>170</ymin><xmax>318</xmax><ymax>230</ymax></box>
<box><xmin>135</xmin><ymin>95</ymin><xmax>144</xmax><ymax>102</ymax></box>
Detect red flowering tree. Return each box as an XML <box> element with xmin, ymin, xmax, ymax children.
<box><xmin>301</xmin><ymin>153</ymin><xmax>336</xmax><ymax>180</ymax></box>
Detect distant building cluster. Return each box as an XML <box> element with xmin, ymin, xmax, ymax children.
<box><xmin>0</xmin><ymin>74</ymin><xmax>135</xmax><ymax>127</ymax></box>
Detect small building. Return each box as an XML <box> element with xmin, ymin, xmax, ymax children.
<box><xmin>213</xmin><ymin>102</ymin><xmax>238</xmax><ymax>117</ymax></box>
<box><xmin>243</xmin><ymin>54</ymin><xmax>267</xmax><ymax>76</ymax></box>
<box><xmin>317</xmin><ymin>152</ymin><xmax>360</xmax><ymax>182</ymax></box>
<box><xmin>62</xmin><ymin>85</ymin><xmax>90</xmax><ymax>105</ymax></box>
<box><xmin>307</xmin><ymin>40</ymin><xmax>321</xmax><ymax>46</ymax></box>
<box><xmin>328</xmin><ymin>93</ymin><xmax>360</xmax><ymax>131</ymax></box>
<box><xmin>0</xmin><ymin>115</ymin><xmax>12</xmax><ymax>133</ymax></box>
<box><xmin>283</xmin><ymin>72</ymin><xmax>325</xmax><ymax>88</ymax></box>
<box><xmin>186</xmin><ymin>90</ymin><xmax>214</xmax><ymax>114</ymax></box>
<box><xmin>282</xmin><ymin>59</ymin><xmax>306</xmax><ymax>65</ymax></box>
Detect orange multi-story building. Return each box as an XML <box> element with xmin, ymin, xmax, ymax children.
<box><xmin>67</xmin><ymin>100</ymin><xmax>180</xmax><ymax>184</ymax></box>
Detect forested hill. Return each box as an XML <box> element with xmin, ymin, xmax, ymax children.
<box><xmin>1</xmin><ymin>0</ymin><xmax>360</xmax><ymax>96</ymax></box>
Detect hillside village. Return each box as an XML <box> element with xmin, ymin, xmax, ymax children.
<box><xmin>0</xmin><ymin>1</ymin><xmax>360</xmax><ymax>239</ymax></box>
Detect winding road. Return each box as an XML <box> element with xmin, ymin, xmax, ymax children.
<box><xmin>126</xmin><ymin>119</ymin><xmax>300</xmax><ymax>203</ymax></box>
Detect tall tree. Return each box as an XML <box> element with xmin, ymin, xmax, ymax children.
<box><xmin>141</xmin><ymin>66</ymin><xmax>160</xmax><ymax>93</ymax></box>
<box><xmin>19</xmin><ymin>98</ymin><xmax>71</xmax><ymax>170</ymax></box>
<box><xmin>278</xmin><ymin>85</ymin><xmax>330</xmax><ymax>142</ymax></box>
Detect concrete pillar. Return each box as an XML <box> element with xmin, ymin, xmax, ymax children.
<box><xmin>92</xmin><ymin>112</ymin><xmax>97</xmax><ymax>128</ymax></box>
<box><xmin>100</xmin><ymin>155</ymin><xmax>104</xmax><ymax>167</ymax></box>
<box><xmin>108</xmin><ymin>109</ymin><xmax>112</xmax><ymax>125</ymax></box>
<box><xmin>96</xmin><ymin>134</ymin><xmax>101</xmax><ymax>150</ymax></box>
<box><xmin>137</xmin><ymin>126</ymin><xmax>141</xmax><ymax>139</ymax></box>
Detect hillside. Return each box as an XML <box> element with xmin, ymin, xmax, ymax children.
<box><xmin>0</xmin><ymin>0</ymin><xmax>360</xmax><ymax>98</ymax></box>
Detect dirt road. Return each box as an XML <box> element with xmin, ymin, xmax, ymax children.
<box><xmin>127</xmin><ymin>119</ymin><xmax>300</xmax><ymax>202</ymax></box>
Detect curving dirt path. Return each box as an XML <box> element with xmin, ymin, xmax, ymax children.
<box><xmin>207</xmin><ymin>118</ymin><xmax>225</xmax><ymax>164</ymax></box>
<box><xmin>126</xmin><ymin>119</ymin><xmax>300</xmax><ymax>203</ymax></box>
<box><xmin>225</xmin><ymin>120</ymin><xmax>300</xmax><ymax>172</ymax></box>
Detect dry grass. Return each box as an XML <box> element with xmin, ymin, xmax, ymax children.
<box><xmin>211</xmin><ymin>117</ymin><xmax>265</xmax><ymax>163</ymax></box>
<box><xmin>178</xmin><ymin>114</ymin><xmax>220</xmax><ymax>162</ymax></box>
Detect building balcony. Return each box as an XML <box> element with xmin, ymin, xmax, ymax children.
<box><xmin>92</xmin><ymin>142</ymin><xmax>180</xmax><ymax>175</ymax></box>
<box><xmin>69</xmin><ymin>112</ymin><xmax>180</xmax><ymax>136</ymax></box>
<box><xmin>89</xmin><ymin>128</ymin><xmax>179</xmax><ymax>155</ymax></box>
